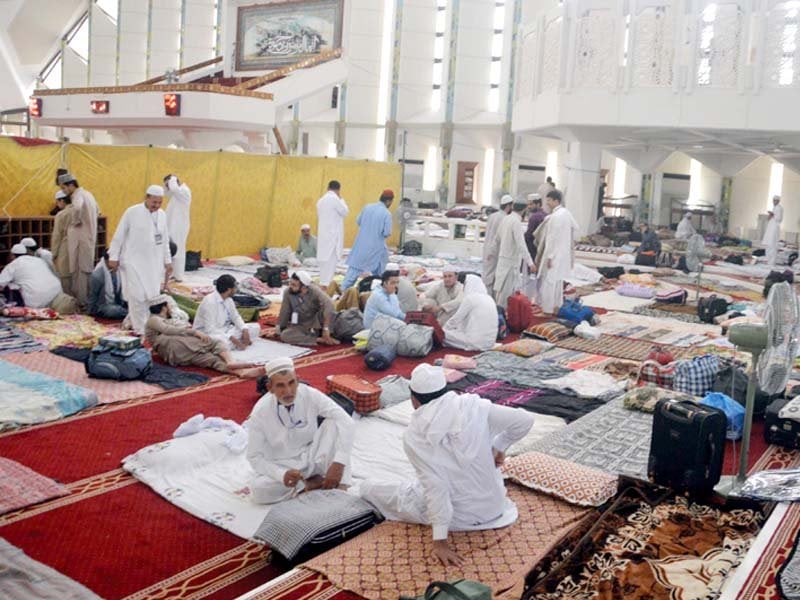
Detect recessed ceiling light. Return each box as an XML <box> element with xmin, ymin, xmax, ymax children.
<box><xmin>692</xmin><ymin>145</ymin><xmax>703</xmax><ymax>149</ymax></box>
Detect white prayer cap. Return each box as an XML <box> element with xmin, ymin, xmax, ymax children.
<box><xmin>528</xmin><ymin>193</ymin><xmax>541</xmax><ymax>201</ymax></box>
<box><xmin>265</xmin><ymin>357</ymin><xmax>295</xmax><ymax>377</ymax></box>
<box><xmin>386</xmin><ymin>262</ymin><xmax>400</xmax><ymax>271</ymax></box>
<box><xmin>146</xmin><ymin>184</ymin><xmax>165</xmax><ymax>197</ymax></box>
<box><xmin>57</xmin><ymin>173</ymin><xmax>75</xmax><ymax>185</ymax></box>
<box><xmin>55</xmin><ymin>190</ymin><xmax>67</xmax><ymax>200</ymax></box>
<box><xmin>499</xmin><ymin>194</ymin><xmax>514</xmax><ymax>206</ymax></box>
<box><xmin>300</xmin><ymin>223</ymin><xmax>311</xmax><ymax>231</ymax></box>
<box><xmin>11</xmin><ymin>243</ymin><xmax>26</xmax><ymax>255</ymax></box>
<box><xmin>291</xmin><ymin>270</ymin><xmax>312</xmax><ymax>286</ymax></box>
<box><xmin>410</xmin><ymin>364</ymin><xmax>447</xmax><ymax>396</ymax></box>
<box><xmin>21</xmin><ymin>237</ymin><xmax>37</xmax><ymax>248</ymax></box>
<box><xmin>148</xmin><ymin>294</ymin><xmax>170</xmax><ymax>307</ymax></box>
<box><xmin>442</xmin><ymin>266</ymin><xmax>458</xmax><ymax>274</ymax></box>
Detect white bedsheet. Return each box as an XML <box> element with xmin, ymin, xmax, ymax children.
<box><xmin>123</xmin><ymin>403</ymin><xmax>566</xmax><ymax>539</ymax></box>
<box><xmin>229</xmin><ymin>338</ymin><xmax>312</xmax><ymax>364</ymax></box>
<box><xmin>580</xmin><ymin>289</ymin><xmax>655</xmax><ymax>312</ymax></box>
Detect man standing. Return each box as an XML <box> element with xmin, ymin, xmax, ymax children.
<box><xmin>296</xmin><ymin>224</ymin><xmax>317</xmax><ymax>261</ymax></box>
<box><xmin>108</xmin><ymin>185</ymin><xmax>172</xmax><ymax>334</ymax></box>
<box><xmin>316</xmin><ymin>181</ymin><xmax>349</xmax><ymax>287</ymax></box>
<box><xmin>193</xmin><ymin>274</ymin><xmax>259</xmax><ymax>350</ymax></box>
<box><xmin>0</xmin><ymin>244</ymin><xmax>63</xmax><ymax>309</ymax></box>
<box><xmin>536</xmin><ymin>189</ymin><xmax>578</xmax><ymax>314</ymax></box>
<box><xmin>164</xmin><ymin>174</ymin><xmax>192</xmax><ymax>282</ymax></box>
<box><xmin>421</xmin><ymin>268</ymin><xmax>464</xmax><ymax>326</ymax></box>
<box><xmin>361</xmin><ymin>364</ymin><xmax>534</xmax><ymax>566</ymax></box>
<box><xmin>341</xmin><ymin>190</ymin><xmax>394</xmax><ymax>290</ymax></box>
<box><xmin>246</xmin><ymin>357</ymin><xmax>355</xmax><ymax>504</ymax></box>
<box><xmin>277</xmin><ymin>271</ymin><xmax>338</xmax><ymax>346</ymax></box>
<box><xmin>58</xmin><ymin>173</ymin><xmax>99</xmax><ymax>306</ymax></box>
<box><xmin>363</xmin><ymin>269</ymin><xmax>406</xmax><ymax>328</ymax></box>
<box><xmin>523</xmin><ymin>194</ymin><xmax>547</xmax><ymax>262</ymax></box>
<box><xmin>494</xmin><ymin>199</ymin><xmax>534</xmax><ymax>309</ymax></box>
<box><xmin>676</xmin><ymin>212</ymin><xmax>696</xmax><ymax>240</ymax></box>
<box><xmin>763</xmin><ymin>195</ymin><xmax>784</xmax><ymax>266</ymax></box>
<box><xmin>50</xmin><ymin>190</ymin><xmax>73</xmax><ymax>292</ymax></box>
<box><xmin>482</xmin><ymin>194</ymin><xmax>514</xmax><ymax>296</ymax></box>
<box><xmin>537</xmin><ymin>176</ymin><xmax>555</xmax><ymax>201</ymax></box>
<box><xmin>88</xmin><ymin>251</ymin><xmax>127</xmax><ymax>319</ymax></box>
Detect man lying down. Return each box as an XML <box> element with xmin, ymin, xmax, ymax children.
<box><xmin>246</xmin><ymin>359</ymin><xmax>535</xmax><ymax>567</ymax></box>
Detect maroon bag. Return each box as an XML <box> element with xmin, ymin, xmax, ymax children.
<box><xmin>405</xmin><ymin>311</ymin><xmax>445</xmax><ymax>347</ymax></box>
<box><xmin>506</xmin><ymin>292</ymin><xmax>534</xmax><ymax>333</ymax></box>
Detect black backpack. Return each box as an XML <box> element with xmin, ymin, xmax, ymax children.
<box><xmin>401</xmin><ymin>240</ymin><xmax>422</xmax><ymax>256</ymax></box>
<box><xmin>185</xmin><ymin>251</ymin><xmax>202</xmax><ymax>271</ymax></box>
<box><xmin>256</xmin><ymin>265</ymin><xmax>287</xmax><ymax>288</ymax></box>
<box><xmin>697</xmin><ymin>295</ymin><xmax>729</xmax><ymax>323</ymax></box>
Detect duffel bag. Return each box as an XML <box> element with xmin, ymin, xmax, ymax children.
<box><xmin>85</xmin><ymin>345</ymin><xmax>152</xmax><ymax>381</ymax></box>
<box><xmin>366</xmin><ymin>314</ymin><xmax>406</xmax><ymax>351</ymax></box>
<box><xmin>364</xmin><ymin>344</ymin><xmax>397</xmax><ymax>370</ymax></box>
<box><xmin>396</xmin><ymin>324</ymin><xmax>434</xmax><ymax>358</ymax></box>
<box><xmin>332</xmin><ymin>308</ymin><xmax>364</xmax><ymax>342</ymax></box>
<box><xmin>405</xmin><ymin>311</ymin><xmax>444</xmax><ymax>347</ymax></box>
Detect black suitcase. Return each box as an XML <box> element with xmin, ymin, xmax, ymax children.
<box><xmin>765</xmin><ymin>398</ymin><xmax>800</xmax><ymax>449</ymax></box>
<box><xmin>648</xmin><ymin>398</ymin><xmax>726</xmax><ymax>496</ymax></box>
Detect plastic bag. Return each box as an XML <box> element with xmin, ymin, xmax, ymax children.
<box><xmin>701</xmin><ymin>392</ymin><xmax>745</xmax><ymax>440</ymax></box>
<box><xmin>740</xmin><ymin>468</ymin><xmax>800</xmax><ymax>502</ymax></box>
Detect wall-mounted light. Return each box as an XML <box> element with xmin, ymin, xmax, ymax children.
<box><xmin>29</xmin><ymin>98</ymin><xmax>42</xmax><ymax>118</ymax></box>
<box><xmin>164</xmin><ymin>93</ymin><xmax>181</xmax><ymax>116</ymax></box>
<box><xmin>90</xmin><ymin>100</ymin><xmax>110</xmax><ymax>114</ymax></box>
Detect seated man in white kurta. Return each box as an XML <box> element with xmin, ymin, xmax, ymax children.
<box><xmin>360</xmin><ymin>364</ymin><xmax>534</xmax><ymax>567</ymax></box>
<box><xmin>246</xmin><ymin>357</ymin><xmax>355</xmax><ymax>504</ymax></box>
<box><xmin>193</xmin><ymin>274</ymin><xmax>259</xmax><ymax>350</ymax></box>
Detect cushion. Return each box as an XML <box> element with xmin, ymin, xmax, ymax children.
<box><xmin>443</xmin><ymin>367</ymin><xmax>467</xmax><ymax>383</ymax></box>
<box><xmin>616</xmin><ymin>282</ymin><xmax>656</xmax><ymax>299</ymax></box>
<box><xmin>366</xmin><ymin>315</ymin><xmax>406</xmax><ymax>351</ymax></box>
<box><xmin>502</xmin><ymin>451</ymin><xmax>618</xmax><ymax>507</ymax></box>
<box><xmin>622</xmin><ymin>385</ymin><xmax>697</xmax><ymax>413</ymax></box>
<box><xmin>214</xmin><ymin>255</ymin><xmax>256</xmax><ymax>266</ymax></box>
<box><xmin>619</xmin><ymin>273</ymin><xmax>656</xmax><ymax>285</ymax></box>
<box><xmin>523</xmin><ymin>322</ymin><xmax>571</xmax><ymax>343</ymax></box>
<box><xmin>253</xmin><ymin>489</ymin><xmax>379</xmax><ymax>560</ymax></box>
<box><xmin>496</xmin><ymin>339</ymin><xmax>552</xmax><ymax>357</ymax></box>
<box><xmin>442</xmin><ymin>354</ymin><xmax>478</xmax><ymax>370</ymax></box>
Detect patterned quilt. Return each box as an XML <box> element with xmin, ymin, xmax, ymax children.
<box><xmin>522</xmin><ymin>397</ymin><xmax>654</xmax><ymax>479</ymax></box>
<box><xmin>0</xmin><ymin>359</ymin><xmax>98</xmax><ymax>429</ymax></box>
<box><xmin>467</xmin><ymin>351</ymin><xmax>571</xmax><ymax>389</ymax></box>
<box><xmin>0</xmin><ymin>457</ymin><xmax>68</xmax><ymax>514</ymax></box>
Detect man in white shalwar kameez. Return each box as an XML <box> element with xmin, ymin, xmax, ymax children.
<box><xmin>763</xmin><ymin>195</ymin><xmax>784</xmax><ymax>266</ymax></box>
<box><xmin>675</xmin><ymin>212</ymin><xmax>696</xmax><ymax>240</ymax></box>
<box><xmin>494</xmin><ymin>200</ymin><xmax>534</xmax><ymax>310</ymax></box>
<box><xmin>193</xmin><ymin>274</ymin><xmax>259</xmax><ymax>350</ymax></box>
<box><xmin>535</xmin><ymin>189</ymin><xmax>578</xmax><ymax>314</ymax></box>
<box><xmin>108</xmin><ymin>185</ymin><xmax>172</xmax><ymax>334</ymax></box>
<box><xmin>58</xmin><ymin>173</ymin><xmax>99</xmax><ymax>307</ymax></box>
<box><xmin>443</xmin><ymin>275</ymin><xmax>498</xmax><ymax>351</ymax></box>
<box><xmin>316</xmin><ymin>181</ymin><xmax>349</xmax><ymax>287</ymax></box>
<box><xmin>246</xmin><ymin>358</ymin><xmax>355</xmax><ymax>504</ymax></box>
<box><xmin>482</xmin><ymin>195</ymin><xmax>514</xmax><ymax>296</ymax></box>
<box><xmin>163</xmin><ymin>174</ymin><xmax>192</xmax><ymax>281</ymax></box>
<box><xmin>361</xmin><ymin>364</ymin><xmax>534</xmax><ymax>566</ymax></box>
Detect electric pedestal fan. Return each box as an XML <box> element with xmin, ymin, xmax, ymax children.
<box><xmin>397</xmin><ymin>198</ymin><xmax>416</xmax><ymax>248</ymax></box>
<box><xmin>686</xmin><ymin>234</ymin><xmax>713</xmax><ymax>301</ymax></box>
<box><xmin>715</xmin><ymin>281</ymin><xmax>800</xmax><ymax>496</ymax></box>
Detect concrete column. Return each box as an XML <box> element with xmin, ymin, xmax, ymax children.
<box><xmin>720</xmin><ymin>176</ymin><xmax>733</xmax><ymax>231</ymax></box>
<box><xmin>640</xmin><ymin>173</ymin><xmax>653</xmax><ymax>224</ymax></box>
<box><xmin>564</xmin><ymin>142</ymin><xmax>602</xmax><ymax>235</ymax></box>
<box><xmin>651</xmin><ymin>173</ymin><xmax>664</xmax><ymax>225</ymax></box>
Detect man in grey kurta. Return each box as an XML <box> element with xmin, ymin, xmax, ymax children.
<box><xmin>296</xmin><ymin>224</ymin><xmax>318</xmax><ymax>261</ymax></box>
<box><xmin>421</xmin><ymin>269</ymin><xmax>464</xmax><ymax>326</ymax></box>
<box><xmin>277</xmin><ymin>271</ymin><xmax>338</xmax><ymax>346</ymax></box>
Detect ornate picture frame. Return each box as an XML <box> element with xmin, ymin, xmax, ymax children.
<box><xmin>235</xmin><ymin>0</ymin><xmax>344</xmax><ymax>71</ymax></box>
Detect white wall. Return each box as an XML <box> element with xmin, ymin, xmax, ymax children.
<box><xmin>728</xmin><ymin>156</ymin><xmax>777</xmax><ymax>235</ymax></box>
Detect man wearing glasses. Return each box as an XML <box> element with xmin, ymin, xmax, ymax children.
<box><xmin>246</xmin><ymin>357</ymin><xmax>355</xmax><ymax>504</ymax></box>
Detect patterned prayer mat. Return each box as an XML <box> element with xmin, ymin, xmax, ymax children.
<box><xmin>2</xmin><ymin>352</ymin><xmax>163</xmax><ymax>404</ymax></box>
<box><xmin>779</xmin><ymin>529</ymin><xmax>800</xmax><ymax>600</ymax></box>
<box><xmin>13</xmin><ymin>315</ymin><xmax>121</xmax><ymax>349</ymax></box>
<box><xmin>0</xmin><ymin>457</ymin><xmax>68</xmax><ymax>515</ymax></box>
<box><xmin>594</xmin><ymin>311</ymin><xmax>719</xmax><ymax>347</ymax></box>
<box><xmin>526</xmin><ymin>486</ymin><xmax>763</xmax><ymax>599</ymax></box>
<box><xmin>553</xmin><ymin>334</ymin><xmax>693</xmax><ymax>362</ymax></box>
<box><xmin>303</xmin><ymin>484</ymin><xmax>592</xmax><ymax>600</ymax></box>
<box><xmin>633</xmin><ymin>305</ymin><xmax>702</xmax><ymax>323</ymax></box>
<box><xmin>0</xmin><ymin>322</ymin><xmax>45</xmax><ymax>355</ymax></box>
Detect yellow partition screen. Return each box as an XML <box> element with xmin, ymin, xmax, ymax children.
<box><xmin>0</xmin><ymin>138</ymin><xmax>402</xmax><ymax>257</ymax></box>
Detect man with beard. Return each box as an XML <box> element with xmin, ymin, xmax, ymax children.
<box><xmin>276</xmin><ymin>271</ymin><xmax>338</xmax><ymax>346</ymax></box>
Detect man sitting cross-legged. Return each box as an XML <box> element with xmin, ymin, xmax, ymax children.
<box><xmin>193</xmin><ymin>274</ymin><xmax>259</xmax><ymax>350</ymax></box>
<box><xmin>145</xmin><ymin>295</ymin><xmax>263</xmax><ymax>378</ymax></box>
<box><xmin>360</xmin><ymin>364</ymin><xmax>534</xmax><ymax>566</ymax></box>
<box><xmin>246</xmin><ymin>357</ymin><xmax>355</xmax><ymax>504</ymax></box>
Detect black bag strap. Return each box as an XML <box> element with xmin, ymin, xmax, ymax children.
<box><xmin>424</xmin><ymin>581</ymin><xmax>472</xmax><ymax>600</ymax></box>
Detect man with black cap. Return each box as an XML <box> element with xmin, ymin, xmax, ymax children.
<box><xmin>246</xmin><ymin>357</ymin><xmax>354</xmax><ymax>504</ymax></box>
<box><xmin>108</xmin><ymin>185</ymin><xmax>172</xmax><ymax>334</ymax></box>
<box><xmin>277</xmin><ymin>270</ymin><xmax>338</xmax><ymax>346</ymax></box>
<box><xmin>360</xmin><ymin>363</ymin><xmax>534</xmax><ymax>566</ymax></box>
<box><xmin>58</xmin><ymin>172</ymin><xmax>99</xmax><ymax>306</ymax></box>
<box><xmin>341</xmin><ymin>189</ymin><xmax>395</xmax><ymax>290</ymax></box>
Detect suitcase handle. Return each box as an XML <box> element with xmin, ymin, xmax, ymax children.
<box><xmin>661</xmin><ymin>400</ymin><xmax>697</xmax><ymax>423</ymax></box>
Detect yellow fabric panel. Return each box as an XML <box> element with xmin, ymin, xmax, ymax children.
<box><xmin>67</xmin><ymin>143</ymin><xmax>149</xmax><ymax>238</ymax></box>
<box><xmin>267</xmin><ymin>156</ymin><xmax>328</xmax><ymax>249</ymax></box>
<box><xmin>142</xmin><ymin>147</ymin><xmax>223</xmax><ymax>255</ymax></box>
<box><xmin>209</xmin><ymin>153</ymin><xmax>277</xmax><ymax>257</ymax></box>
<box><xmin>0</xmin><ymin>138</ymin><xmax>62</xmax><ymax>217</ymax></box>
